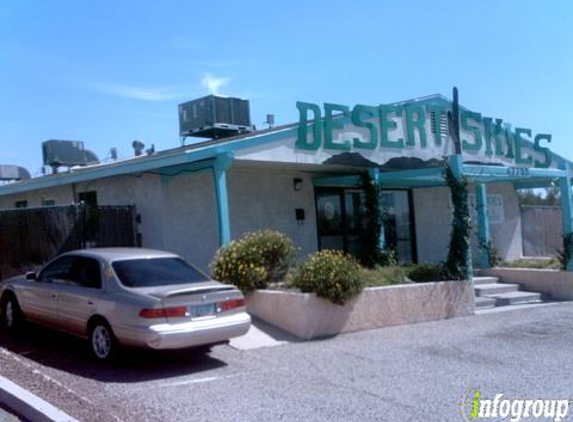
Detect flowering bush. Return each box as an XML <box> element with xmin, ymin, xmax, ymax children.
<box><xmin>210</xmin><ymin>230</ymin><xmax>297</xmax><ymax>292</ymax></box>
<box><xmin>293</xmin><ymin>250</ymin><xmax>363</xmax><ymax>305</ymax></box>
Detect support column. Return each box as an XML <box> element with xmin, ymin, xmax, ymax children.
<box><xmin>448</xmin><ymin>154</ymin><xmax>473</xmax><ymax>281</ymax></box>
<box><xmin>558</xmin><ymin>169</ymin><xmax>573</xmax><ymax>271</ymax></box>
<box><xmin>212</xmin><ymin>152</ymin><xmax>234</xmax><ymax>246</ymax></box>
<box><xmin>476</xmin><ymin>183</ymin><xmax>491</xmax><ymax>268</ymax></box>
<box><xmin>368</xmin><ymin>167</ymin><xmax>385</xmax><ymax>250</ymax></box>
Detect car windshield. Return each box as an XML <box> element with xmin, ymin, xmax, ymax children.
<box><xmin>112</xmin><ymin>258</ymin><xmax>208</xmax><ymax>287</ymax></box>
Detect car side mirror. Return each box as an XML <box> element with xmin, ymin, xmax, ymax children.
<box><xmin>25</xmin><ymin>271</ymin><xmax>37</xmax><ymax>281</ymax></box>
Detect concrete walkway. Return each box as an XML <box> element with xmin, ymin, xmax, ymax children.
<box><xmin>229</xmin><ymin>317</ymin><xmax>298</xmax><ymax>350</ymax></box>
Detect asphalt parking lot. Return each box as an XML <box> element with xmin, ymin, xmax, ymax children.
<box><xmin>1</xmin><ymin>302</ymin><xmax>573</xmax><ymax>422</ymax></box>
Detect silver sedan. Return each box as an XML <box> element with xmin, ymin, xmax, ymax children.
<box><xmin>0</xmin><ymin>248</ymin><xmax>251</xmax><ymax>361</ymax></box>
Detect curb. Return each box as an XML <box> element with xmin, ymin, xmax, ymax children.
<box><xmin>0</xmin><ymin>375</ymin><xmax>80</xmax><ymax>422</ymax></box>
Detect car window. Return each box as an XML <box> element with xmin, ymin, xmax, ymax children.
<box><xmin>112</xmin><ymin>258</ymin><xmax>208</xmax><ymax>287</ymax></box>
<box><xmin>67</xmin><ymin>257</ymin><xmax>102</xmax><ymax>289</ymax></box>
<box><xmin>39</xmin><ymin>255</ymin><xmax>102</xmax><ymax>289</ymax></box>
<box><xmin>39</xmin><ymin>256</ymin><xmax>76</xmax><ymax>283</ymax></box>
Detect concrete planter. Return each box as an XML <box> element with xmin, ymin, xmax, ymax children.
<box><xmin>246</xmin><ymin>281</ymin><xmax>475</xmax><ymax>340</ymax></box>
<box><xmin>481</xmin><ymin>267</ymin><xmax>573</xmax><ymax>301</ymax></box>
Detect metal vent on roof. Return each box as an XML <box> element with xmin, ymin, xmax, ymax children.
<box><xmin>0</xmin><ymin>165</ymin><xmax>31</xmax><ymax>181</ymax></box>
<box><xmin>42</xmin><ymin>140</ymin><xmax>99</xmax><ymax>173</ymax></box>
<box><xmin>178</xmin><ymin>95</ymin><xmax>254</xmax><ymax>140</ymax></box>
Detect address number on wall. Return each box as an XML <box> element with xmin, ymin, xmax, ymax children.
<box><xmin>507</xmin><ymin>167</ymin><xmax>530</xmax><ymax>177</ymax></box>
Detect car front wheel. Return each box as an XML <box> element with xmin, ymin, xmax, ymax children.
<box><xmin>1</xmin><ymin>295</ymin><xmax>23</xmax><ymax>331</ymax></box>
<box><xmin>89</xmin><ymin>320</ymin><xmax>117</xmax><ymax>361</ymax></box>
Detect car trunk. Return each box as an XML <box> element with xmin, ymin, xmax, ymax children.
<box><xmin>140</xmin><ymin>282</ymin><xmax>244</xmax><ymax>323</ymax></box>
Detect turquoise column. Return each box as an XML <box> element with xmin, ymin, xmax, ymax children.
<box><xmin>475</xmin><ymin>183</ymin><xmax>491</xmax><ymax>268</ymax></box>
<box><xmin>449</xmin><ymin>154</ymin><xmax>474</xmax><ymax>281</ymax></box>
<box><xmin>212</xmin><ymin>152</ymin><xmax>234</xmax><ymax>246</ymax></box>
<box><xmin>558</xmin><ymin>165</ymin><xmax>573</xmax><ymax>271</ymax></box>
<box><xmin>368</xmin><ymin>167</ymin><xmax>385</xmax><ymax>250</ymax></box>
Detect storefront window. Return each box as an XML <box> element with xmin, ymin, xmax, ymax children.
<box><xmin>315</xmin><ymin>187</ymin><xmax>415</xmax><ymax>264</ymax></box>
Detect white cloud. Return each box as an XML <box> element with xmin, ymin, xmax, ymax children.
<box><xmin>201</xmin><ymin>74</ymin><xmax>230</xmax><ymax>96</ymax></box>
<box><xmin>95</xmin><ymin>82</ymin><xmax>192</xmax><ymax>101</ymax></box>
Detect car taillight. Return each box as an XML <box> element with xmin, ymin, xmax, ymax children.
<box><xmin>220</xmin><ymin>299</ymin><xmax>245</xmax><ymax>312</ymax></box>
<box><xmin>139</xmin><ymin>306</ymin><xmax>187</xmax><ymax>318</ymax></box>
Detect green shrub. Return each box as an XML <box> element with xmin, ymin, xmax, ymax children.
<box><xmin>293</xmin><ymin>250</ymin><xmax>363</xmax><ymax>305</ymax></box>
<box><xmin>501</xmin><ymin>258</ymin><xmax>561</xmax><ymax>270</ymax></box>
<box><xmin>360</xmin><ymin>265</ymin><xmax>405</xmax><ymax>287</ymax></box>
<box><xmin>405</xmin><ymin>263</ymin><xmax>445</xmax><ymax>282</ymax></box>
<box><xmin>210</xmin><ymin>230</ymin><xmax>297</xmax><ymax>292</ymax></box>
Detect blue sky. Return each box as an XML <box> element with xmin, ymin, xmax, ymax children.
<box><xmin>1</xmin><ymin>0</ymin><xmax>572</xmax><ymax>176</ymax></box>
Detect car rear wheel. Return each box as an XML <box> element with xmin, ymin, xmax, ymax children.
<box><xmin>1</xmin><ymin>295</ymin><xmax>23</xmax><ymax>331</ymax></box>
<box><xmin>89</xmin><ymin>320</ymin><xmax>117</xmax><ymax>361</ymax></box>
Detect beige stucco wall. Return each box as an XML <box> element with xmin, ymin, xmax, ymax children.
<box><xmin>227</xmin><ymin>166</ymin><xmax>318</xmax><ymax>259</ymax></box>
<box><xmin>0</xmin><ymin>184</ymin><xmax>75</xmax><ymax>209</ymax></box>
<box><xmin>413</xmin><ymin>182</ymin><xmax>523</xmax><ymax>264</ymax></box>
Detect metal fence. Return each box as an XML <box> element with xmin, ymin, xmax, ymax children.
<box><xmin>521</xmin><ymin>205</ymin><xmax>562</xmax><ymax>257</ymax></box>
<box><xmin>0</xmin><ymin>204</ymin><xmax>137</xmax><ymax>279</ymax></box>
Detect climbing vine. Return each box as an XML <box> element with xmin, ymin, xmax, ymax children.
<box><xmin>478</xmin><ymin>237</ymin><xmax>502</xmax><ymax>268</ymax></box>
<box><xmin>442</xmin><ymin>160</ymin><xmax>472</xmax><ymax>280</ymax></box>
<box><xmin>559</xmin><ymin>232</ymin><xmax>573</xmax><ymax>270</ymax></box>
<box><xmin>361</xmin><ymin>172</ymin><xmax>397</xmax><ymax>268</ymax></box>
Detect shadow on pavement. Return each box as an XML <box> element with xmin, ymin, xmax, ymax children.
<box><xmin>0</xmin><ymin>323</ymin><xmax>228</xmax><ymax>383</ymax></box>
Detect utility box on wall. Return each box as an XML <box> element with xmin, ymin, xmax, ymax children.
<box><xmin>178</xmin><ymin>95</ymin><xmax>254</xmax><ymax>140</ymax></box>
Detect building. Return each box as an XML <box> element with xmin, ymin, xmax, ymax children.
<box><xmin>1</xmin><ymin>94</ymin><xmax>572</xmax><ymax>273</ymax></box>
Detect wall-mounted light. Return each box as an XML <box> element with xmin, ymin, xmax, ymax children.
<box><xmin>293</xmin><ymin>177</ymin><xmax>303</xmax><ymax>192</ymax></box>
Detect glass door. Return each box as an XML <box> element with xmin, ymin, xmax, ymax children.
<box><xmin>380</xmin><ymin>190</ymin><xmax>415</xmax><ymax>264</ymax></box>
<box><xmin>315</xmin><ymin>188</ymin><xmax>366</xmax><ymax>258</ymax></box>
<box><xmin>316</xmin><ymin>189</ymin><xmax>345</xmax><ymax>251</ymax></box>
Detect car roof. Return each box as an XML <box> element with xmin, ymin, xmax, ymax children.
<box><xmin>62</xmin><ymin>247</ymin><xmax>180</xmax><ymax>262</ymax></box>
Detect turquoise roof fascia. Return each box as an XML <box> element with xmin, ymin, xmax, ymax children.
<box><xmin>0</xmin><ymin>126</ymin><xmax>295</xmax><ymax>197</ymax></box>
<box><xmin>0</xmin><ymin>151</ymin><xmax>219</xmax><ymax>196</ymax></box>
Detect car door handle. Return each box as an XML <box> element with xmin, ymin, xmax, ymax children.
<box><xmin>87</xmin><ymin>301</ymin><xmax>94</xmax><ymax>305</ymax></box>
<box><xmin>51</xmin><ymin>294</ymin><xmax>57</xmax><ymax>299</ymax></box>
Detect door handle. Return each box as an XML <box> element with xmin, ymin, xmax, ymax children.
<box><xmin>51</xmin><ymin>294</ymin><xmax>57</xmax><ymax>299</ymax></box>
<box><xmin>87</xmin><ymin>301</ymin><xmax>94</xmax><ymax>305</ymax></box>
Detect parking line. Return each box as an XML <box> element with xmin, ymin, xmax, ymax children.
<box><xmin>160</xmin><ymin>373</ymin><xmax>241</xmax><ymax>388</ymax></box>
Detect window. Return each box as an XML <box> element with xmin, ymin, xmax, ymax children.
<box><xmin>78</xmin><ymin>191</ymin><xmax>97</xmax><ymax>206</ymax></box>
<box><xmin>42</xmin><ymin>198</ymin><xmax>55</xmax><ymax>206</ymax></box>
<box><xmin>67</xmin><ymin>257</ymin><xmax>102</xmax><ymax>289</ymax></box>
<box><xmin>112</xmin><ymin>258</ymin><xmax>207</xmax><ymax>287</ymax></box>
<box><xmin>39</xmin><ymin>256</ymin><xmax>76</xmax><ymax>283</ymax></box>
<box><xmin>39</xmin><ymin>256</ymin><xmax>102</xmax><ymax>289</ymax></box>
<box><xmin>14</xmin><ymin>200</ymin><xmax>27</xmax><ymax>208</ymax></box>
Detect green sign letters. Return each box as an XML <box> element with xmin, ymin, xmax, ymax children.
<box><xmin>296</xmin><ymin>101</ymin><xmax>552</xmax><ymax>168</ymax></box>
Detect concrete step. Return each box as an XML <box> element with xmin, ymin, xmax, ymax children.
<box><xmin>489</xmin><ymin>291</ymin><xmax>543</xmax><ymax>306</ymax></box>
<box><xmin>473</xmin><ymin>276</ymin><xmax>500</xmax><ymax>286</ymax></box>
<box><xmin>474</xmin><ymin>283</ymin><xmax>520</xmax><ymax>297</ymax></box>
<box><xmin>474</xmin><ymin>296</ymin><xmax>497</xmax><ymax>310</ymax></box>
